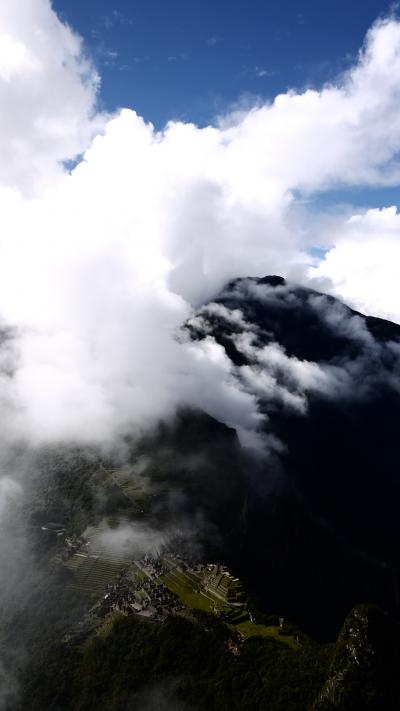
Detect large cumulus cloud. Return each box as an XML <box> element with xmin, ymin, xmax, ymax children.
<box><xmin>308</xmin><ymin>206</ymin><xmax>400</xmax><ymax>323</ymax></box>
<box><xmin>0</xmin><ymin>0</ymin><xmax>104</xmax><ymax>194</ymax></box>
<box><xmin>0</xmin><ymin>2</ymin><xmax>400</xmax><ymax>452</ymax></box>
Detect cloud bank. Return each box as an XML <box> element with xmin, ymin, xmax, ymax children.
<box><xmin>0</xmin><ymin>2</ymin><xmax>400</xmax><ymax>451</ymax></box>
<box><xmin>308</xmin><ymin>206</ymin><xmax>400</xmax><ymax>323</ymax></box>
<box><xmin>0</xmin><ymin>0</ymin><xmax>103</xmax><ymax>195</ymax></box>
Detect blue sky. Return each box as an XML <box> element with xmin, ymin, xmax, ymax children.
<box><xmin>54</xmin><ymin>0</ymin><xmax>393</xmax><ymax>127</ymax></box>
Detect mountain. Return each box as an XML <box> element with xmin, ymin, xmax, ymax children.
<box><xmin>21</xmin><ymin>603</ymin><xmax>400</xmax><ymax>711</ymax></box>
<box><xmin>312</xmin><ymin>604</ymin><xmax>400</xmax><ymax>710</ymax></box>
<box><xmin>187</xmin><ymin>276</ymin><xmax>400</xmax><ymax>638</ymax></box>
<box><xmin>2</xmin><ymin>276</ymin><xmax>400</xmax><ymax>710</ymax></box>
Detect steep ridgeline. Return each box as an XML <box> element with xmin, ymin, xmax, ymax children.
<box><xmin>20</xmin><ymin>601</ymin><xmax>399</xmax><ymax>711</ymax></box>
<box><xmin>7</xmin><ymin>277</ymin><xmax>400</xmax><ymax>711</ymax></box>
<box><xmin>312</xmin><ymin>604</ymin><xmax>400</xmax><ymax>710</ymax></box>
<box><xmin>187</xmin><ymin>276</ymin><xmax>400</xmax><ymax>638</ymax></box>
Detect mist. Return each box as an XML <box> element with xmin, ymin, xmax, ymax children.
<box><xmin>0</xmin><ymin>3</ymin><xmax>399</xmax><ymax>456</ymax></box>
<box><xmin>1</xmin><ymin>4</ymin><xmax>400</xmax><ymax>708</ymax></box>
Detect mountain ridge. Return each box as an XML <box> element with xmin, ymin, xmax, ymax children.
<box><xmin>2</xmin><ymin>275</ymin><xmax>400</xmax><ymax>709</ymax></box>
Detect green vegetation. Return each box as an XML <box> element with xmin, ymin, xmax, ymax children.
<box><xmin>161</xmin><ymin>568</ymin><xmax>229</xmax><ymax>613</ymax></box>
<box><xmin>161</xmin><ymin>565</ymin><xmax>298</xmax><ymax>651</ymax></box>
<box><xmin>10</xmin><ymin>421</ymin><xmax>400</xmax><ymax>710</ymax></box>
<box><xmin>23</xmin><ymin>609</ymin><xmax>332</xmax><ymax>711</ymax></box>
<box><xmin>161</xmin><ymin>567</ymin><xmax>301</xmax><ymax>652</ymax></box>
<box><xmin>64</xmin><ymin>555</ymin><xmax>126</xmax><ymax>596</ymax></box>
<box><xmin>234</xmin><ymin>622</ymin><xmax>299</xmax><ymax>649</ymax></box>
<box><xmin>161</xmin><ymin>565</ymin><xmax>302</xmax><ymax>650</ymax></box>
<box><xmin>312</xmin><ymin>605</ymin><xmax>400</xmax><ymax>710</ymax></box>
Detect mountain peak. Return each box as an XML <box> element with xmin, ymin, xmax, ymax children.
<box><xmin>257</xmin><ymin>275</ymin><xmax>286</xmax><ymax>287</ymax></box>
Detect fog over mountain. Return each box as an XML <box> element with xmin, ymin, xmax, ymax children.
<box><xmin>1</xmin><ymin>2</ymin><xmax>400</xmax><ymax>709</ymax></box>
<box><xmin>187</xmin><ymin>275</ymin><xmax>400</xmax><ymax>629</ymax></box>
<box><xmin>2</xmin><ymin>275</ymin><xmax>399</xmax><ymax>710</ymax></box>
<box><xmin>0</xmin><ymin>2</ymin><xmax>400</xmax><ymax>455</ymax></box>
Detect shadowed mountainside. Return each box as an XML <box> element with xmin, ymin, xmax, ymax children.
<box><xmin>187</xmin><ymin>276</ymin><xmax>400</xmax><ymax>638</ymax></box>
<box><xmin>4</xmin><ymin>276</ymin><xmax>400</xmax><ymax>710</ymax></box>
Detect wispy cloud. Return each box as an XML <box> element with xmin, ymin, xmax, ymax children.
<box><xmin>92</xmin><ymin>42</ymin><xmax>120</xmax><ymax>68</ymax></box>
<box><xmin>206</xmin><ymin>34</ymin><xmax>223</xmax><ymax>46</ymax></box>
<box><xmin>167</xmin><ymin>53</ymin><xmax>188</xmax><ymax>62</ymax></box>
<box><xmin>102</xmin><ymin>49</ymin><xmax>119</xmax><ymax>66</ymax></box>
<box><xmin>101</xmin><ymin>10</ymin><xmax>134</xmax><ymax>30</ymax></box>
<box><xmin>254</xmin><ymin>66</ymin><xmax>276</xmax><ymax>78</ymax></box>
<box><xmin>237</xmin><ymin>65</ymin><xmax>277</xmax><ymax>80</ymax></box>
<box><xmin>119</xmin><ymin>56</ymin><xmax>150</xmax><ymax>71</ymax></box>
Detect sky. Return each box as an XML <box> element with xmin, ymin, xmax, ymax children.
<box><xmin>53</xmin><ymin>0</ymin><xmax>394</xmax><ymax>127</ymax></box>
<box><xmin>52</xmin><ymin>0</ymin><xmax>400</xmax><ymax>212</ymax></box>
<box><xmin>0</xmin><ymin>0</ymin><xmax>400</xmax><ymax>452</ymax></box>
<box><xmin>3</xmin><ymin>5</ymin><xmax>400</xmax><ymax>702</ymax></box>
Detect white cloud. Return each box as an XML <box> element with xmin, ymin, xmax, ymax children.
<box><xmin>0</xmin><ymin>0</ymin><xmax>104</xmax><ymax>195</ymax></box>
<box><xmin>0</xmin><ymin>476</ymin><xmax>22</xmax><ymax>523</ymax></box>
<box><xmin>196</xmin><ymin>303</ymin><xmax>251</xmax><ymax>330</ymax></box>
<box><xmin>0</xmin><ymin>4</ymin><xmax>399</xmax><ymax>452</ymax></box>
<box><xmin>167</xmin><ymin>53</ymin><xmax>188</xmax><ymax>63</ymax></box>
<box><xmin>87</xmin><ymin>520</ymin><xmax>169</xmax><ymax>558</ymax></box>
<box><xmin>307</xmin><ymin>293</ymin><xmax>375</xmax><ymax>345</ymax></box>
<box><xmin>206</xmin><ymin>35</ymin><xmax>223</xmax><ymax>47</ymax></box>
<box><xmin>101</xmin><ymin>10</ymin><xmax>134</xmax><ymax>30</ymax></box>
<box><xmin>308</xmin><ymin>207</ymin><xmax>400</xmax><ymax>323</ymax></box>
<box><xmin>233</xmin><ymin>333</ymin><xmax>338</xmax><ymax>413</ymax></box>
<box><xmin>254</xmin><ymin>67</ymin><xmax>275</xmax><ymax>78</ymax></box>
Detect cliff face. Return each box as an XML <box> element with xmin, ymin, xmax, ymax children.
<box><xmin>313</xmin><ymin>604</ymin><xmax>400</xmax><ymax>710</ymax></box>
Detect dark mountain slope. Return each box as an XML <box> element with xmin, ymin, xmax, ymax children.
<box><xmin>22</xmin><ymin>608</ymin><xmax>331</xmax><ymax>711</ymax></box>
<box><xmin>188</xmin><ymin>276</ymin><xmax>400</xmax><ymax>637</ymax></box>
<box><xmin>313</xmin><ymin>604</ymin><xmax>400</xmax><ymax>710</ymax></box>
<box><xmin>5</xmin><ymin>276</ymin><xmax>400</xmax><ymax>710</ymax></box>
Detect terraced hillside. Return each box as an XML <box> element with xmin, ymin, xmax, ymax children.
<box><xmin>161</xmin><ymin>565</ymin><xmax>230</xmax><ymax>613</ymax></box>
<box><xmin>63</xmin><ymin>554</ymin><xmax>126</xmax><ymax>595</ymax></box>
<box><xmin>62</xmin><ymin>516</ymin><xmax>138</xmax><ymax>595</ymax></box>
